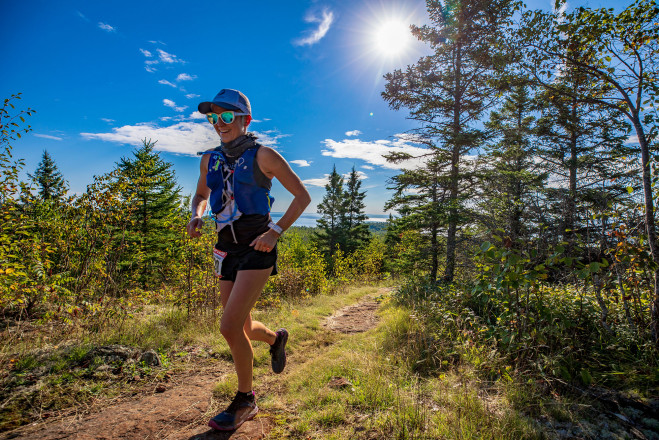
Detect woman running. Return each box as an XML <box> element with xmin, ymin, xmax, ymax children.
<box><xmin>186</xmin><ymin>88</ymin><xmax>310</xmax><ymax>431</ymax></box>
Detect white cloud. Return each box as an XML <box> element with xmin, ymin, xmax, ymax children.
<box><xmin>343</xmin><ymin>170</ymin><xmax>368</xmax><ymax>180</ymax></box>
<box><xmin>345</xmin><ymin>130</ymin><xmax>362</xmax><ymax>137</ymax></box>
<box><xmin>625</xmin><ymin>135</ymin><xmax>639</xmax><ymax>144</ymax></box>
<box><xmin>321</xmin><ymin>135</ymin><xmax>428</xmax><ymax>170</ymax></box>
<box><xmin>291</xmin><ymin>160</ymin><xmax>312</xmax><ymax>167</ymax></box>
<box><xmin>163</xmin><ymin>99</ymin><xmax>188</xmax><ymax>112</ymax></box>
<box><xmin>253</xmin><ymin>130</ymin><xmax>290</xmax><ymax>148</ymax></box>
<box><xmin>190</xmin><ymin>111</ymin><xmax>206</xmax><ymax>120</ymax></box>
<box><xmin>98</xmin><ymin>22</ymin><xmax>116</xmax><ymax>32</ymax></box>
<box><xmin>361</xmin><ymin>165</ymin><xmax>374</xmax><ymax>170</ymax></box>
<box><xmin>141</xmin><ymin>49</ymin><xmax>185</xmax><ymax>73</ymax></box>
<box><xmin>33</xmin><ymin>133</ymin><xmax>63</xmax><ymax>141</ymax></box>
<box><xmin>81</xmin><ymin>122</ymin><xmax>218</xmax><ymax>155</ymax></box>
<box><xmin>160</xmin><ymin>115</ymin><xmax>187</xmax><ymax>122</ymax></box>
<box><xmin>143</xmin><ymin>54</ymin><xmax>159</xmax><ymax>73</ymax></box>
<box><xmin>157</xmin><ymin>49</ymin><xmax>183</xmax><ymax>64</ymax></box>
<box><xmin>76</xmin><ymin>11</ymin><xmax>89</xmax><ymax>22</ymax></box>
<box><xmin>177</xmin><ymin>73</ymin><xmax>197</xmax><ymax>81</ymax></box>
<box><xmin>186</xmin><ymin>93</ymin><xmax>201</xmax><ymax>99</ymax></box>
<box><xmin>101</xmin><ymin>118</ymin><xmax>115</xmax><ymax>124</ymax></box>
<box><xmin>554</xmin><ymin>0</ymin><xmax>568</xmax><ymax>16</ymax></box>
<box><xmin>158</xmin><ymin>79</ymin><xmax>177</xmax><ymax>88</ymax></box>
<box><xmin>293</xmin><ymin>8</ymin><xmax>334</xmax><ymax>46</ymax></box>
<box><xmin>302</xmin><ymin>175</ymin><xmax>330</xmax><ymax>187</ymax></box>
<box><xmin>81</xmin><ymin>122</ymin><xmax>290</xmax><ymax>155</ymax></box>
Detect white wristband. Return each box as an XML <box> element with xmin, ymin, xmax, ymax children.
<box><xmin>268</xmin><ymin>221</ymin><xmax>283</xmax><ymax>236</ymax></box>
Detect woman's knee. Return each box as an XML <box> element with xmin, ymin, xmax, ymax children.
<box><xmin>220</xmin><ymin>318</ymin><xmax>245</xmax><ymax>343</ymax></box>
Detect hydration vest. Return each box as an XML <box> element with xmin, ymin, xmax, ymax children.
<box><xmin>205</xmin><ymin>146</ymin><xmax>274</xmax><ymax>218</ymax></box>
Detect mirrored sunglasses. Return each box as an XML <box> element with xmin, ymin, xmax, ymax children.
<box><xmin>206</xmin><ymin>111</ymin><xmax>248</xmax><ymax>125</ymax></box>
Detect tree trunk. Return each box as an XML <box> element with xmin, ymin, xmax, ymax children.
<box><xmin>632</xmin><ymin>114</ymin><xmax>659</xmax><ymax>343</ymax></box>
<box><xmin>443</xmin><ymin>44</ymin><xmax>462</xmax><ymax>283</ymax></box>
<box><xmin>566</xmin><ymin>101</ymin><xmax>578</xmax><ymax>253</ymax></box>
<box><xmin>430</xmin><ymin>224</ymin><xmax>439</xmax><ymax>283</ymax></box>
<box><xmin>430</xmin><ymin>170</ymin><xmax>439</xmax><ymax>283</ymax></box>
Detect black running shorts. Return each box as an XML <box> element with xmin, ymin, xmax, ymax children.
<box><xmin>214</xmin><ymin>240</ymin><xmax>278</xmax><ymax>282</ymax></box>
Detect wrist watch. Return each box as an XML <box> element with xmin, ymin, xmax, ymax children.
<box><xmin>268</xmin><ymin>221</ymin><xmax>283</xmax><ymax>236</ymax></box>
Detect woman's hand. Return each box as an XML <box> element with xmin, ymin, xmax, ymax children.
<box><xmin>250</xmin><ymin>229</ymin><xmax>279</xmax><ymax>252</ymax></box>
<box><xmin>187</xmin><ymin>217</ymin><xmax>204</xmax><ymax>238</ymax></box>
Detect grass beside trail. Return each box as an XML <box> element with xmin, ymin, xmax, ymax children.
<box><xmin>0</xmin><ymin>284</ymin><xmax>384</xmax><ymax>432</ymax></box>
<box><xmin>216</xmin><ymin>285</ymin><xmax>541</xmax><ymax>439</ymax></box>
<box><xmin>3</xmin><ymin>284</ymin><xmax>542</xmax><ymax>438</ymax></box>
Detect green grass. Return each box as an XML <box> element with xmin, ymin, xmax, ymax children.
<box><xmin>255</xmin><ymin>292</ymin><xmax>540</xmax><ymax>439</ymax></box>
<box><xmin>3</xmin><ymin>281</ymin><xmax>613</xmax><ymax>438</ymax></box>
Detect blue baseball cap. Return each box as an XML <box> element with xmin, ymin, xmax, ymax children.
<box><xmin>198</xmin><ymin>89</ymin><xmax>251</xmax><ymax>115</ymax></box>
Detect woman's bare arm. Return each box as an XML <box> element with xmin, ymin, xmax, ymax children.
<box><xmin>249</xmin><ymin>147</ymin><xmax>311</xmax><ymax>250</ymax></box>
<box><xmin>187</xmin><ymin>154</ymin><xmax>212</xmax><ymax>238</ymax></box>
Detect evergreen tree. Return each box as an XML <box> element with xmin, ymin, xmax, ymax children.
<box><xmin>314</xmin><ymin>166</ymin><xmax>346</xmax><ymax>257</ymax></box>
<box><xmin>28</xmin><ymin>150</ymin><xmax>67</xmax><ymax>201</ymax></box>
<box><xmin>382</xmin><ymin>0</ymin><xmax>516</xmax><ymax>282</ymax></box>
<box><xmin>385</xmin><ymin>148</ymin><xmax>449</xmax><ymax>283</ymax></box>
<box><xmin>342</xmin><ymin>166</ymin><xmax>370</xmax><ymax>253</ymax></box>
<box><xmin>479</xmin><ymin>84</ymin><xmax>547</xmax><ymax>246</ymax></box>
<box><xmin>519</xmin><ymin>0</ymin><xmax>659</xmax><ymax>340</ymax></box>
<box><xmin>535</xmin><ymin>78</ymin><xmax>634</xmax><ymax>256</ymax></box>
<box><xmin>115</xmin><ymin>139</ymin><xmax>182</xmax><ymax>286</ymax></box>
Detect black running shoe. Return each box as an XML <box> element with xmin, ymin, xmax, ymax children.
<box><xmin>208</xmin><ymin>391</ymin><xmax>258</xmax><ymax>431</ymax></box>
<box><xmin>269</xmin><ymin>328</ymin><xmax>288</xmax><ymax>374</ymax></box>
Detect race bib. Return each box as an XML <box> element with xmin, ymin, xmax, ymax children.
<box><xmin>213</xmin><ymin>248</ymin><xmax>227</xmax><ymax>277</ymax></box>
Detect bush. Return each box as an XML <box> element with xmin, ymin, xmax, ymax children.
<box><xmin>391</xmin><ymin>239</ymin><xmax>658</xmax><ymax>391</ymax></box>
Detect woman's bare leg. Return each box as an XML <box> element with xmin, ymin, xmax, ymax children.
<box><xmin>219</xmin><ymin>281</ymin><xmax>277</xmax><ymax>345</ymax></box>
<box><xmin>218</xmin><ymin>268</ymin><xmax>274</xmax><ymax>393</ymax></box>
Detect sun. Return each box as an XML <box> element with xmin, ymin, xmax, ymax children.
<box><xmin>373</xmin><ymin>19</ymin><xmax>412</xmax><ymax>57</ymax></box>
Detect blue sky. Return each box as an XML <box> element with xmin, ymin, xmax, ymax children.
<box><xmin>1</xmin><ymin>0</ymin><xmax>632</xmax><ymax>217</ymax></box>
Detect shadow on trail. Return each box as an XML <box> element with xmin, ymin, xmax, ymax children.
<box><xmin>188</xmin><ymin>430</ymin><xmax>232</xmax><ymax>439</ymax></box>
<box><xmin>186</xmin><ymin>417</ymin><xmax>272</xmax><ymax>440</ymax></box>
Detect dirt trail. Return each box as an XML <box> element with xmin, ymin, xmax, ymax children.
<box><xmin>4</xmin><ymin>291</ymin><xmax>384</xmax><ymax>440</ymax></box>
<box><xmin>322</xmin><ymin>297</ymin><xmax>380</xmax><ymax>334</ymax></box>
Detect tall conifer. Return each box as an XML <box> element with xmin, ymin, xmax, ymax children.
<box><xmin>382</xmin><ymin>0</ymin><xmax>516</xmax><ymax>282</ymax></box>
<box><xmin>314</xmin><ymin>166</ymin><xmax>346</xmax><ymax>257</ymax></box>
<box><xmin>479</xmin><ymin>85</ymin><xmax>546</xmax><ymax>246</ymax></box>
<box><xmin>28</xmin><ymin>150</ymin><xmax>67</xmax><ymax>201</ymax></box>
<box><xmin>343</xmin><ymin>166</ymin><xmax>369</xmax><ymax>253</ymax></box>
<box><xmin>115</xmin><ymin>139</ymin><xmax>182</xmax><ymax>286</ymax></box>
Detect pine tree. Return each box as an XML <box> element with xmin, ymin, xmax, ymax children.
<box><xmin>382</xmin><ymin>0</ymin><xmax>516</xmax><ymax>282</ymax></box>
<box><xmin>115</xmin><ymin>139</ymin><xmax>182</xmax><ymax>286</ymax></box>
<box><xmin>534</xmin><ymin>73</ymin><xmax>634</xmax><ymax>256</ymax></box>
<box><xmin>479</xmin><ymin>84</ymin><xmax>547</xmax><ymax>246</ymax></box>
<box><xmin>385</xmin><ymin>149</ymin><xmax>449</xmax><ymax>283</ymax></box>
<box><xmin>342</xmin><ymin>166</ymin><xmax>370</xmax><ymax>253</ymax></box>
<box><xmin>28</xmin><ymin>150</ymin><xmax>67</xmax><ymax>201</ymax></box>
<box><xmin>519</xmin><ymin>0</ymin><xmax>659</xmax><ymax>341</ymax></box>
<box><xmin>315</xmin><ymin>166</ymin><xmax>346</xmax><ymax>257</ymax></box>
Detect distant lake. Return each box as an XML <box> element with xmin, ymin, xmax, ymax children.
<box><xmin>270</xmin><ymin>212</ymin><xmax>390</xmax><ymax>228</ymax></box>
